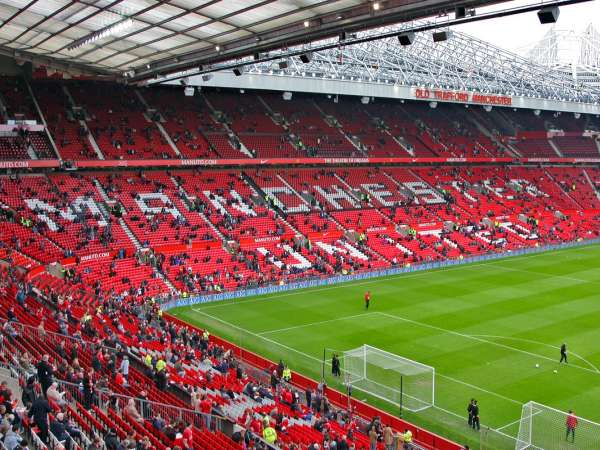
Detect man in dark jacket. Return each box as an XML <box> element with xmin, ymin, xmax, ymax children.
<box><xmin>471</xmin><ymin>400</ymin><xmax>480</xmax><ymax>430</ymax></box>
<box><xmin>104</xmin><ymin>429</ymin><xmax>121</xmax><ymax>450</ymax></box>
<box><xmin>36</xmin><ymin>354</ymin><xmax>53</xmax><ymax>396</ymax></box>
<box><xmin>50</xmin><ymin>412</ymin><xmax>70</xmax><ymax>443</ymax></box>
<box><xmin>467</xmin><ymin>399</ymin><xmax>475</xmax><ymax>427</ymax></box>
<box><xmin>28</xmin><ymin>396</ymin><xmax>52</xmax><ymax>443</ymax></box>
<box><xmin>21</xmin><ymin>376</ymin><xmax>37</xmax><ymax>408</ymax></box>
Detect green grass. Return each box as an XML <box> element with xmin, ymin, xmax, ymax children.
<box><xmin>171</xmin><ymin>244</ymin><xmax>600</xmax><ymax>449</ymax></box>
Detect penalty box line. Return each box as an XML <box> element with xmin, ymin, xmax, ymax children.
<box><xmin>255</xmin><ymin>310</ymin><xmax>600</xmax><ymax>376</ymax></box>
<box><xmin>191</xmin><ymin>308</ymin><xmax>522</xmax><ymax>408</ymax></box>
<box><xmin>256</xmin><ymin>312</ymin><xmax>374</xmax><ymax>336</ymax></box>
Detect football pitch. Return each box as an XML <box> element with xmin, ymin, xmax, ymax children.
<box><xmin>171</xmin><ymin>244</ymin><xmax>600</xmax><ymax>449</ymax></box>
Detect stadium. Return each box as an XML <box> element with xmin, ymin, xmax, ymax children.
<box><xmin>1</xmin><ymin>0</ymin><xmax>600</xmax><ymax>449</ymax></box>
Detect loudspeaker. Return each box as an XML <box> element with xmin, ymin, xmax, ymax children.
<box><xmin>455</xmin><ymin>6</ymin><xmax>466</xmax><ymax>18</ymax></box>
<box><xmin>278</xmin><ymin>61</ymin><xmax>288</xmax><ymax>69</ymax></box>
<box><xmin>339</xmin><ymin>31</ymin><xmax>347</xmax><ymax>41</ymax></box>
<box><xmin>537</xmin><ymin>6</ymin><xmax>559</xmax><ymax>24</ymax></box>
<box><xmin>398</xmin><ymin>32</ymin><xmax>415</xmax><ymax>46</ymax></box>
<box><xmin>233</xmin><ymin>68</ymin><xmax>242</xmax><ymax>76</ymax></box>
<box><xmin>432</xmin><ymin>31</ymin><xmax>449</xmax><ymax>42</ymax></box>
<box><xmin>299</xmin><ymin>53</ymin><xmax>312</xmax><ymax>64</ymax></box>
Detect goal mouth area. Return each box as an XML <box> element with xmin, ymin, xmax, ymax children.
<box><xmin>341</xmin><ymin>344</ymin><xmax>435</xmax><ymax>413</ymax></box>
<box><xmin>515</xmin><ymin>401</ymin><xmax>600</xmax><ymax>450</ymax></box>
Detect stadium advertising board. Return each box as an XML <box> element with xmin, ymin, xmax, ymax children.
<box><xmin>414</xmin><ymin>87</ymin><xmax>512</xmax><ymax>106</ymax></box>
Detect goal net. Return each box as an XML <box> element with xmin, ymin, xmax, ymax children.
<box><xmin>516</xmin><ymin>401</ymin><xmax>600</xmax><ymax>450</ymax></box>
<box><xmin>343</xmin><ymin>344</ymin><xmax>434</xmax><ymax>412</ymax></box>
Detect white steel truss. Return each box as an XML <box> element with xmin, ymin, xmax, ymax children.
<box><xmin>156</xmin><ymin>23</ymin><xmax>600</xmax><ymax>105</ymax></box>
<box><xmin>246</xmin><ymin>25</ymin><xmax>600</xmax><ymax>103</ymax></box>
<box><xmin>526</xmin><ymin>24</ymin><xmax>600</xmax><ymax>87</ymax></box>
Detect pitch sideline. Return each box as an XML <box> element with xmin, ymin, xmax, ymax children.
<box><xmin>191</xmin><ymin>244</ymin><xmax>600</xmax><ymax>313</ymax></box>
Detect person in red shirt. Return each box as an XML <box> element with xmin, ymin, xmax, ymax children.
<box><xmin>566</xmin><ymin>410</ymin><xmax>578</xmax><ymax>443</ymax></box>
<box><xmin>364</xmin><ymin>291</ymin><xmax>371</xmax><ymax>309</ymax></box>
<box><xmin>114</xmin><ymin>370</ymin><xmax>125</xmax><ymax>387</ymax></box>
<box><xmin>250</xmin><ymin>415</ymin><xmax>263</xmax><ymax>435</ymax></box>
<box><xmin>182</xmin><ymin>423</ymin><xmax>193</xmax><ymax>450</ymax></box>
<box><xmin>172</xmin><ymin>432</ymin><xmax>184</xmax><ymax>448</ymax></box>
<box><xmin>199</xmin><ymin>395</ymin><xmax>212</xmax><ymax>429</ymax></box>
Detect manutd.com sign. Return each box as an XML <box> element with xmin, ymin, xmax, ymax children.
<box><xmin>414</xmin><ymin>88</ymin><xmax>512</xmax><ymax>106</ymax></box>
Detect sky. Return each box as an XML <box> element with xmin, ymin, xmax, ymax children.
<box><xmin>449</xmin><ymin>0</ymin><xmax>600</xmax><ymax>55</ymax></box>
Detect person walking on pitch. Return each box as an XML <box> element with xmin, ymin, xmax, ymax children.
<box><xmin>364</xmin><ymin>291</ymin><xmax>371</xmax><ymax>309</ymax></box>
<box><xmin>560</xmin><ymin>343</ymin><xmax>568</xmax><ymax>363</ymax></box>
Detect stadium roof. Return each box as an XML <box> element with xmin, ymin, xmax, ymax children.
<box><xmin>526</xmin><ymin>24</ymin><xmax>600</xmax><ymax>84</ymax></box>
<box><xmin>161</xmin><ymin>22</ymin><xmax>600</xmax><ymax>111</ymax></box>
<box><xmin>0</xmin><ymin>0</ymin><xmax>510</xmax><ymax>78</ymax></box>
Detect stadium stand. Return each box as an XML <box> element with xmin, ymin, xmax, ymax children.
<box><xmin>32</xmin><ymin>81</ymin><xmax>98</xmax><ymax>160</ymax></box>
<box><xmin>2</xmin><ymin>81</ymin><xmax>600</xmax><ymax>450</ymax></box>
<box><xmin>69</xmin><ymin>81</ymin><xmax>177</xmax><ymax>160</ymax></box>
<box><xmin>1</xmin><ymin>164</ymin><xmax>599</xmax><ymax>299</ymax></box>
<box><xmin>0</xmin><ymin>266</ymin><xmax>439</xmax><ymax>450</ymax></box>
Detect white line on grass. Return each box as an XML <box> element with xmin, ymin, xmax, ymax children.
<box><xmin>194</xmin><ymin>246</ymin><xmax>600</xmax><ymax>312</ymax></box>
<box><xmin>257</xmin><ymin>312</ymin><xmax>374</xmax><ymax>336</ymax></box>
<box><xmin>376</xmin><ymin>312</ymin><xmax>600</xmax><ymax>376</ymax></box>
<box><xmin>192</xmin><ymin>308</ymin><xmax>524</xmax><ymax>407</ymax></box>
<box><xmin>481</xmin><ymin>264</ymin><xmax>600</xmax><ymax>286</ymax></box>
<box><xmin>435</xmin><ymin>373</ymin><xmax>522</xmax><ymax>405</ymax></box>
<box><xmin>192</xmin><ymin>307</ymin><xmax>323</xmax><ymax>363</ymax></box>
<box><xmin>470</xmin><ymin>334</ymin><xmax>600</xmax><ymax>373</ymax></box>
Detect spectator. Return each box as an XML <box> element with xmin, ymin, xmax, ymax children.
<box><xmin>125</xmin><ymin>398</ymin><xmax>143</xmax><ymax>423</ymax></box>
<box><xmin>46</xmin><ymin>382</ymin><xmax>66</xmax><ymax>407</ymax></box>
<box><xmin>120</xmin><ymin>355</ymin><xmax>130</xmax><ymax>381</ymax></box>
<box><xmin>20</xmin><ymin>376</ymin><xmax>36</xmax><ymax>408</ymax></box>
<box><xmin>384</xmin><ymin>424</ymin><xmax>393</xmax><ymax>450</ymax></box>
<box><xmin>369</xmin><ymin>426</ymin><xmax>378</xmax><ymax>450</ymax></box>
<box><xmin>27</xmin><ymin>395</ymin><xmax>52</xmax><ymax>443</ymax></box>
<box><xmin>2</xmin><ymin>423</ymin><xmax>24</xmax><ymax>450</ymax></box>
<box><xmin>104</xmin><ymin>428</ymin><xmax>120</xmax><ymax>450</ymax></box>
<box><xmin>88</xmin><ymin>435</ymin><xmax>103</xmax><ymax>450</ymax></box>
<box><xmin>36</xmin><ymin>354</ymin><xmax>53</xmax><ymax>396</ymax></box>
<box><xmin>50</xmin><ymin>412</ymin><xmax>71</xmax><ymax>446</ymax></box>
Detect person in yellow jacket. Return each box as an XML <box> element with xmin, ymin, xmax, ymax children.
<box><xmin>144</xmin><ymin>354</ymin><xmax>153</xmax><ymax>368</ymax></box>
<box><xmin>262</xmin><ymin>425</ymin><xmax>277</xmax><ymax>444</ymax></box>
<box><xmin>403</xmin><ymin>429</ymin><xmax>413</xmax><ymax>449</ymax></box>
<box><xmin>282</xmin><ymin>366</ymin><xmax>292</xmax><ymax>382</ymax></box>
<box><xmin>155</xmin><ymin>357</ymin><xmax>166</xmax><ymax>373</ymax></box>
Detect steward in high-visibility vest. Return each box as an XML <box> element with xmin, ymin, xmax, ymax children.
<box><xmin>282</xmin><ymin>367</ymin><xmax>292</xmax><ymax>382</ymax></box>
<box><xmin>144</xmin><ymin>354</ymin><xmax>153</xmax><ymax>368</ymax></box>
<box><xmin>155</xmin><ymin>358</ymin><xmax>166</xmax><ymax>372</ymax></box>
<box><xmin>403</xmin><ymin>429</ymin><xmax>413</xmax><ymax>445</ymax></box>
<box><xmin>262</xmin><ymin>426</ymin><xmax>277</xmax><ymax>444</ymax></box>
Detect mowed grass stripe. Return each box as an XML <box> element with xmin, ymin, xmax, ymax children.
<box><xmin>172</xmin><ymin>244</ymin><xmax>600</xmax><ymax>448</ymax></box>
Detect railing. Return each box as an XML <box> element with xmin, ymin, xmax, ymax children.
<box><xmin>57</xmin><ymin>379</ymin><xmax>233</xmax><ymax>435</ymax></box>
<box><xmin>163</xmin><ymin>236</ymin><xmax>600</xmax><ymax>310</ymax></box>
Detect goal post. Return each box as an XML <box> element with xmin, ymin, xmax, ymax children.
<box><xmin>516</xmin><ymin>401</ymin><xmax>600</xmax><ymax>450</ymax></box>
<box><xmin>342</xmin><ymin>344</ymin><xmax>435</xmax><ymax>413</ymax></box>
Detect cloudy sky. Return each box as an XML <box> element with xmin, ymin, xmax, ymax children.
<box><xmin>451</xmin><ymin>0</ymin><xmax>599</xmax><ymax>55</ymax></box>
